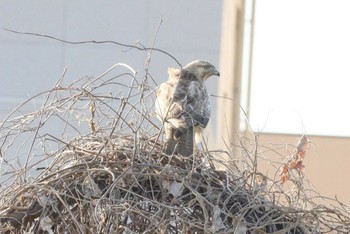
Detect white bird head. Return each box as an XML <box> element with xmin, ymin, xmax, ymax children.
<box><xmin>183</xmin><ymin>60</ymin><xmax>220</xmax><ymax>81</ymax></box>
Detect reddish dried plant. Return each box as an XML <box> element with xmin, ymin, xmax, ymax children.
<box><xmin>280</xmin><ymin>135</ymin><xmax>309</xmax><ymax>183</ymax></box>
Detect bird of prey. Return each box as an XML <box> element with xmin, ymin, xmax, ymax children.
<box><xmin>155</xmin><ymin>60</ymin><xmax>220</xmax><ymax>156</ymax></box>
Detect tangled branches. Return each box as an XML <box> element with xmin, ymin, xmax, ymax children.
<box><xmin>0</xmin><ymin>61</ymin><xmax>349</xmax><ymax>233</ymax></box>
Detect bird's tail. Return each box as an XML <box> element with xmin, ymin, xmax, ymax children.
<box><xmin>176</xmin><ymin>126</ymin><xmax>194</xmax><ymax>157</ymax></box>
<box><xmin>164</xmin><ymin>127</ymin><xmax>194</xmax><ymax>157</ymax></box>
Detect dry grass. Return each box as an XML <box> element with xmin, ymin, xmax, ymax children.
<box><xmin>0</xmin><ymin>59</ymin><xmax>349</xmax><ymax>233</ymax></box>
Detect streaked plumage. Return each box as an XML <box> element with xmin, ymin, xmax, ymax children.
<box><xmin>155</xmin><ymin>60</ymin><xmax>220</xmax><ymax>156</ymax></box>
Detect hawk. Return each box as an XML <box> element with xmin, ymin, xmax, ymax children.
<box><xmin>155</xmin><ymin>60</ymin><xmax>220</xmax><ymax>156</ymax></box>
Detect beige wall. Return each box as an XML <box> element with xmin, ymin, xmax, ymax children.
<box><xmin>217</xmin><ymin>0</ymin><xmax>245</xmax><ymax>150</ymax></box>
<box><xmin>256</xmin><ymin>133</ymin><xmax>350</xmax><ymax>204</ymax></box>
<box><xmin>216</xmin><ymin>0</ymin><xmax>350</xmax><ymax>205</ymax></box>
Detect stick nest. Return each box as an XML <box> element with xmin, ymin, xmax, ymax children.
<box><xmin>0</xmin><ymin>63</ymin><xmax>349</xmax><ymax>234</ymax></box>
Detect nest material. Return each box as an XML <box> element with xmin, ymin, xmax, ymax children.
<box><xmin>0</xmin><ymin>63</ymin><xmax>349</xmax><ymax>234</ymax></box>
<box><xmin>0</xmin><ymin>133</ymin><xmax>308</xmax><ymax>234</ymax></box>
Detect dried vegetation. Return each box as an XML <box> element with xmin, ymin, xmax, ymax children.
<box><xmin>0</xmin><ymin>42</ymin><xmax>349</xmax><ymax>233</ymax></box>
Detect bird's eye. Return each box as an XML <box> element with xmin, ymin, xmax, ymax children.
<box><xmin>204</xmin><ymin>65</ymin><xmax>211</xmax><ymax>70</ymax></box>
